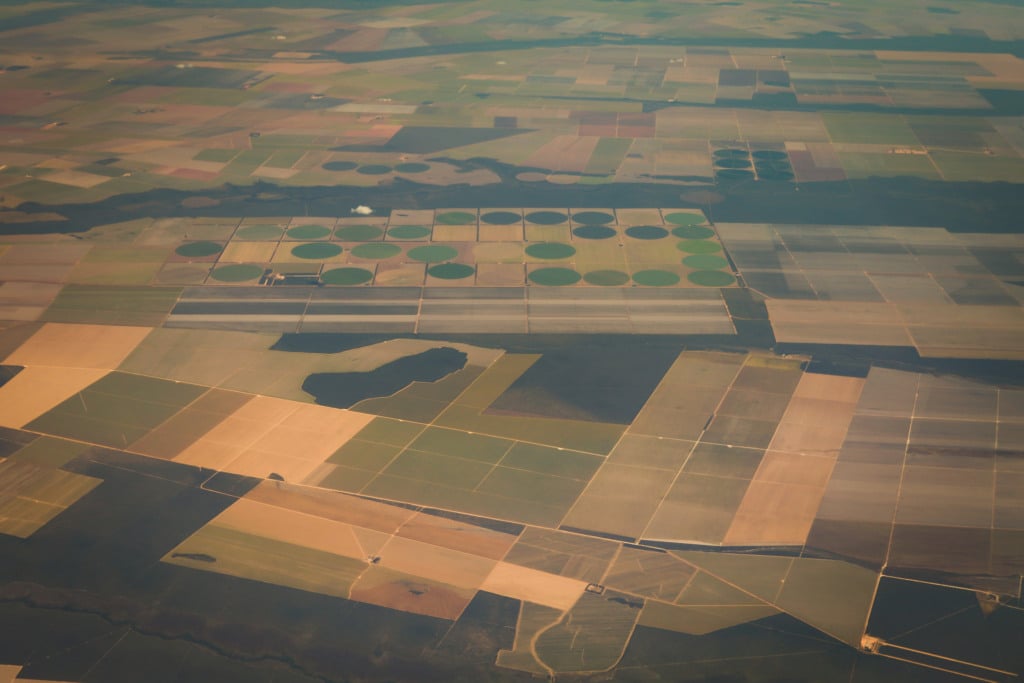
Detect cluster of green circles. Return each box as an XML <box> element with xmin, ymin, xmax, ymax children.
<box><xmin>386</xmin><ymin>225</ymin><xmax>431</xmax><ymax>240</ymax></box>
<box><xmin>211</xmin><ymin>263</ymin><xmax>263</xmax><ymax>282</ymax></box>
<box><xmin>291</xmin><ymin>243</ymin><xmax>343</xmax><ymax>259</ymax></box>
<box><xmin>350</xmin><ymin>243</ymin><xmax>401</xmax><ymax>260</ymax></box>
<box><xmin>525</xmin><ymin>242</ymin><xmax>576</xmax><ymax>259</ymax></box>
<box><xmin>428</xmin><ymin>263</ymin><xmax>475</xmax><ymax>279</ymax></box>
<box><xmin>334</xmin><ymin>225</ymin><xmax>384</xmax><ymax>241</ymax></box>
<box><xmin>481</xmin><ymin>211</ymin><xmax>522</xmax><ymax>225</ymax></box>
<box><xmin>435</xmin><ymin>211</ymin><xmax>476</xmax><ymax>225</ymax></box>
<box><xmin>408</xmin><ymin>245</ymin><xmax>458</xmax><ymax>263</ymax></box>
<box><xmin>175</xmin><ymin>241</ymin><xmax>223</xmax><ymax>258</ymax></box>
<box><xmin>286</xmin><ymin>224</ymin><xmax>331</xmax><ymax>240</ymax></box>
<box><xmin>236</xmin><ymin>224</ymin><xmax>283</xmax><ymax>240</ymax></box>
<box><xmin>321</xmin><ymin>267</ymin><xmax>373</xmax><ymax>285</ymax></box>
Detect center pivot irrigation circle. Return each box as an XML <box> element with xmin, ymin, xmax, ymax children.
<box><xmin>386</xmin><ymin>225</ymin><xmax>431</xmax><ymax>240</ymax></box>
<box><xmin>286</xmin><ymin>224</ymin><xmax>331</xmax><ymax>240</ymax></box>
<box><xmin>571</xmin><ymin>211</ymin><xmax>614</xmax><ymax>225</ymax></box>
<box><xmin>435</xmin><ymin>211</ymin><xmax>477</xmax><ymax>225</ymax></box>
<box><xmin>572</xmin><ymin>225</ymin><xmax>616</xmax><ymax>240</ymax></box>
<box><xmin>528</xmin><ymin>267</ymin><xmax>581</xmax><ymax>286</ymax></box>
<box><xmin>321</xmin><ymin>267</ymin><xmax>374</xmax><ymax>285</ymax></box>
<box><xmin>408</xmin><ymin>245</ymin><xmax>459</xmax><ymax>263</ymax></box>
<box><xmin>525</xmin><ymin>211</ymin><xmax>568</xmax><ymax>225</ymax></box>
<box><xmin>350</xmin><ymin>243</ymin><xmax>401</xmax><ymax>260</ymax></box>
<box><xmin>176</xmin><ymin>241</ymin><xmax>223</xmax><ymax>257</ymax></box>
<box><xmin>481</xmin><ymin>211</ymin><xmax>522</xmax><ymax>225</ymax></box>
<box><xmin>525</xmin><ymin>242</ymin><xmax>576</xmax><ymax>259</ymax></box>
<box><xmin>291</xmin><ymin>243</ymin><xmax>343</xmax><ymax>259</ymax></box>
<box><xmin>428</xmin><ymin>263</ymin><xmax>475</xmax><ymax>279</ymax></box>
<box><xmin>334</xmin><ymin>225</ymin><xmax>384</xmax><ymax>241</ymax></box>
<box><xmin>625</xmin><ymin>225</ymin><xmax>669</xmax><ymax>240</ymax></box>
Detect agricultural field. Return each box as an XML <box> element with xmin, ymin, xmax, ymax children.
<box><xmin>0</xmin><ymin>0</ymin><xmax>1022</xmax><ymax>682</ymax></box>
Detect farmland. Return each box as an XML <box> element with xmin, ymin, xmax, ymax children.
<box><xmin>0</xmin><ymin>0</ymin><xmax>1022</xmax><ymax>681</ymax></box>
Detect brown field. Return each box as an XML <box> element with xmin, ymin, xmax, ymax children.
<box><xmin>481</xmin><ymin>562</ymin><xmax>587</xmax><ymax>612</ymax></box>
<box><xmin>350</xmin><ymin>566</ymin><xmax>476</xmax><ymax>621</ymax></box>
<box><xmin>0</xmin><ymin>366</ymin><xmax>107</xmax><ymax>428</ymax></box>
<box><xmin>246</xmin><ymin>480</ymin><xmax>417</xmax><ymax>534</ymax></box>
<box><xmin>373</xmin><ymin>535</ymin><xmax>497</xmax><ymax>590</ymax></box>
<box><xmin>175</xmin><ymin>396</ymin><xmax>374</xmax><ymax>480</ymax></box>
<box><xmin>4</xmin><ymin>323</ymin><xmax>153</xmax><ymax>369</ymax></box>
<box><xmin>212</xmin><ymin>497</ymin><xmax>367</xmax><ymax>558</ymax></box>
<box><xmin>395</xmin><ymin>511</ymin><xmax>519</xmax><ymax>560</ymax></box>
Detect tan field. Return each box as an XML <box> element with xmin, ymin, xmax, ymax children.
<box><xmin>5</xmin><ymin>323</ymin><xmax>153</xmax><ymax>369</ymax></box>
<box><xmin>481</xmin><ymin>562</ymin><xmax>587</xmax><ymax>612</ymax></box>
<box><xmin>0</xmin><ymin>366</ymin><xmax>108</xmax><ymax>428</ymax></box>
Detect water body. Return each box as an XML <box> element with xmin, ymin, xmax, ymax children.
<box><xmin>302</xmin><ymin>346</ymin><xmax>467</xmax><ymax>409</ymax></box>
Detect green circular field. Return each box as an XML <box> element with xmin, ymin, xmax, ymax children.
<box><xmin>683</xmin><ymin>253</ymin><xmax>729</xmax><ymax>269</ymax></box>
<box><xmin>322</xmin><ymin>161</ymin><xmax>358</xmax><ymax>172</ymax></box>
<box><xmin>755</xmin><ymin>162</ymin><xmax>794</xmax><ymax>181</ymax></box>
<box><xmin>625</xmin><ymin>225</ymin><xmax>669</xmax><ymax>240</ymax></box>
<box><xmin>672</xmin><ymin>224</ymin><xmax>715</xmax><ymax>239</ymax></box>
<box><xmin>715</xmin><ymin>158</ymin><xmax>752</xmax><ymax>169</ymax></box>
<box><xmin>210</xmin><ymin>264</ymin><xmax>263</xmax><ymax>282</ymax></box>
<box><xmin>334</xmin><ymin>225</ymin><xmax>384</xmax><ymax>241</ymax></box>
<box><xmin>632</xmin><ymin>269</ymin><xmax>680</xmax><ymax>286</ymax></box>
<box><xmin>714</xmin><ymin>148</ymin><xmax>749</xmax><ymax>160</ymax></box>
<box><xmin>357</xmin><ymin>164</ymin><xmax>392</xmax><ymax>175</ymax></box>
<box><xmin>677</xmin><ymin>239</ymin><xmax>723</xmax><ymax>254</ymax></box>
<box><xmin>176</xmin><ymin>241</ymin><xmax>223</xmax><ymax>258</ymax></box>
<box><xmin>716</xmin><ymin>169</ymin><xmax>755</xmax><ymax>181</ymax></box>
<box><xmin>435</xmin><ymin>211</ymin><xmax>476</xmax><ymax>225</ymax></box>
<box><xmin>236</xmin><ymin>224</ymin><xmax>283</xmax><ymax>240</ymax></box>
<box><xmin>291</xmin><ymin>243</ymin><xmax>343</xmax><ymax>259</ymax></box>
<box><xmin>571</xmin><ymin>210</ymin><xmax>614</xmax><ymax>225</ymax></box>
<box><xmin>525</xmin><ymin>242</ymin><xmax>576</xmax><ymax>259</ymax></box>
<box><xmin>386</xmin><ymin>225</ymin><xmax>431</xmax><ymax>240</ymax></box>
<box><xmin>688</xmin><ymin>270</ymin><xmax>736</xmax><ymax>286</ymax></box>
<box><xmin>428</xmin><ymin>263</ymin><xmax>475</xmax><ymax>280</ymax></box>
<box><xmin>286</xmin><ymin>224</ymin><xmax>331</xmax><ymax>240</ymax></box>
<box><xmin>525</xmin><ymin>211</ymin><xmax>568</xmax><ymax>225</ymax></box>
<box><xmin>351</xmin><ymin>243</ymin><xmax>401</xmax><ymax>260</ymax></box>
<box><xmin>572</xmin><ymin>225</ymin><xmax>616</xmax><ymax>240</ymax></box>
<box><xmin>408</xmin><ymin>245</ymin><xmax>459</xmax><ymax>263</ymax></box>
<box><xmin>584</xmin><ymin>270</ymin><xmax>629</xmax><ymax>286</ymax></box>
<box><xmin>528</xmin><ymin>267</ymin><xmax>581</xmax><ymax>286</ymax></box>
<box><xmin>752</xmin><ymin>150</ymin><xmax>788</xmax><ymax>161</ymax></box>
<box><xmin>664</xmin><ymin>212</ymin><xmax>707</xmax><ymax>226</ymax></box>
<box><xmin>395</xmin><ymin>162</ymin><xmax>430</xmax><ymax>173</ymax></box>
<box><xmin>481</xmin><ymin>211</ymin><xmax>522</xmax><ymax>225</ymax></box>
<box><xmin>322</xmin><ymin>267</ymin><xmax>374</xmax><ymax>285</ymax></box>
